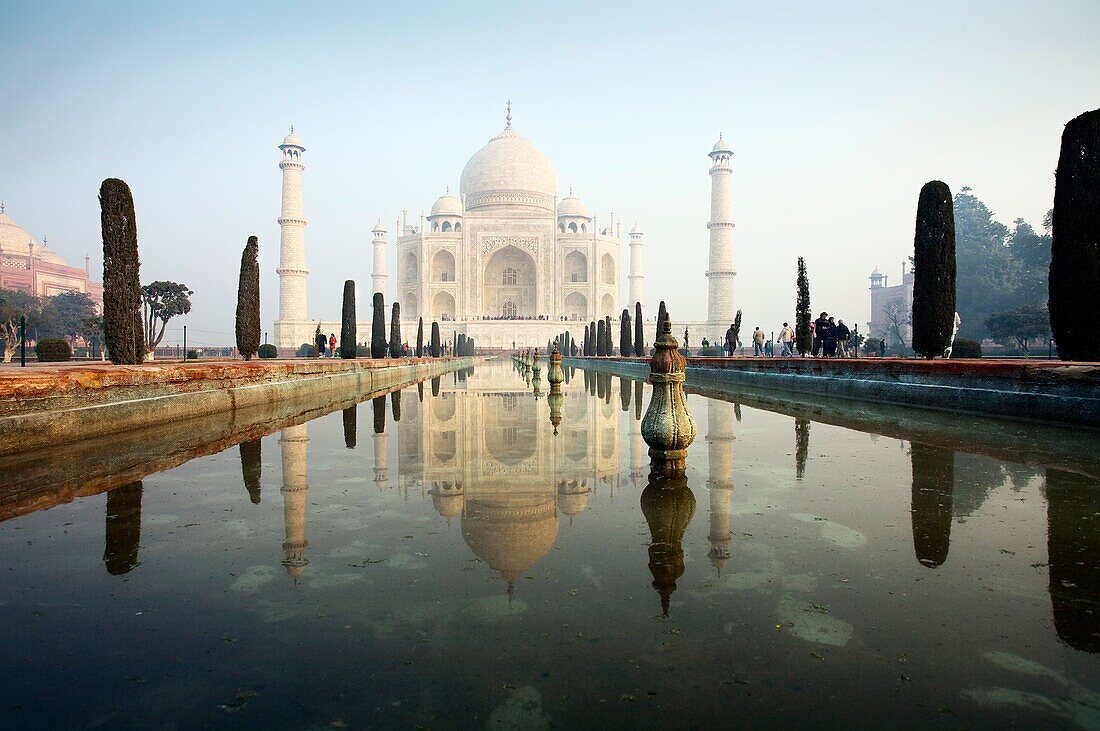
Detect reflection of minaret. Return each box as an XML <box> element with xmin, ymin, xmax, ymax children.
<box><xmin>104</xmin><ymin>481</ymin><xmax>143</xmax><ymax>575</ymax></box>
<box><xmin>910</xmin><ymin>442</ymin><xmax>954</xmax><ymax>568</ymax></box>
<box><xmin>706</xmin><ymin>400</ymin><xmax>736</xmax><ymax>571</ymax></box>
<box><xmin>640</xmin><ymin>468</ymin><xmax>696</xmax><ymax>616</ymax></box>
<box><xmin>1046</xmin><ymin>468</ymin><xmax>1100</xmax><ymax>652</ymax></box>
<box><xmin>280</xmin><ymin>424</ymin><xmax>310</xmax><ymax>579</ymax></box>
<box><xmin>240</xmin><ymin>439</ymin><xmax>262</xmax><ymax>504</ymax></box>
<box><xmin>373</xmin><ymin>396</ymin><xmax>388</xmax><ymax>486</ymax></box>
<box><xmin>629</xmin><ymin>428</ymin><xmax>646</xmax><ymax>486</ymax></box>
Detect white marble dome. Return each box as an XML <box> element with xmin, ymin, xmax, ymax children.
<box><xmin>460</xmin><ymin>125</ymin><xmax>557</xmax><ymax>212</ymax></box>
<box><xmin>556</xmin><ymin>194</ymin><xmax>590</xmax><ymax>219</ymax></box>
<box><xmin>430</xmin><ymin>192</ymin><xmax>462</xmax><ymax>217</ymax></box>
<box><xmin>711</xmin><ymin>135</ymin><xmax>732</xmax><ymax>154</ymax></box>
<box><xmin>0</xmin><ymin>212</ymin><xmax>38</xmax><ymax>255</ymax></box>
<box><xmin>282</xmin><ymin>130</ymin><xmax>303</xmax><ymax>147</ymax></box>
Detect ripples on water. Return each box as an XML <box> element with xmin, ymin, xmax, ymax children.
<box><xmin>1</xmin><ymin>359</ymin><xmax>1098</xmax><ymax>728</ymax></box>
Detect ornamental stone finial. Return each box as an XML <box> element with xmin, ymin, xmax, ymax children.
<box><xmin>547</xmin><ymin>342</ymin><xmax>564</xmax><ymax>385</ymax></box>
<box><xmin>531</xmin><ymin>351</ymin><xmax>541</xmax><ymax>375</ymax></box>
<box><xmin>641</xmin><ymin>316</ymin><xmax>696</xmax><ymax>470</ymax></box>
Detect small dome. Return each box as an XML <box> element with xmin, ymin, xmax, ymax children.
<box><xmin>430</xmin><ymin>193</ymin><xmax>463</xmax><ymax>217</ymax></box>
<box><xmin>281</xmin><ymin>129</ymin><xmax>303</xmax><ymax>147</ymax></box>
<box><xmin>871</xmin><ymin>267</ymin><xmax>882</xmax><ymax>277</ymax></box>
<box><xmin>372</xmin><ymin>221</ymin><xmax>386</xmax><ymax>234</ymax></box>
<box><xmin>711</xmin><ymin>136</ymin><xmax>732</xmax><ymax>154</ymax></box>
<box><xmin>629</xmin><ymin>223</ymin><xmax>643</xmax><ymax>235</ymax></box>
<box><xmin>556</xmin><ymin>194</ymin><xmax>590</xmax><ymax>219</ymax></box>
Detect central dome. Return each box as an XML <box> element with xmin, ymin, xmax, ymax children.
<box><xmin>460</xmin><ymin>125</ymin><xmax>558</xmax><ymax>213</ymax></box>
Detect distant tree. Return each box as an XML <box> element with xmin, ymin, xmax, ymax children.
<box><xmin>416</xmin><ymin>317</ymin><xmax>424</xmax><ymax>357</ymax></box>
<box><xmin>587</xmin><ymin>321</ymin><xmax>596</xmax><ymax>356</ymax></box>
<box><xmin>912</xmin><ymin>181</ymin><xmax>957</xmax><ymax>359</ymax></box>
<box><xmin>430</xmin><ymin>321</ymin><xmax>441</xmax><ymax>357</ymax></box>
<box><xmin>986</xmin><ymin>304</ymin><xmax>1050</xmax><ymax>355</ymax></box>
<box><xmin>634</xmin><ymin>301</ymin><xmax>644</xmax><ymax>356</ymax></box>
<box><xmin>0</xmin><ymin>289</ymin><xmax>40</xmax><ymax>362</ymax></box>
<box><xmin>340</xmin><ymin>280</ymin><xmax>356</xmax><ymax>359</ymax></box>
<box><xmin>37</xmin><ymin>291</ymin><xmax>95</xmax><ymax>345</ymax></box>
<box><xmin>655</xmin><ymin>300</ymin><xmax>667</xmax><ymax>344</ymax></box>
<box><xmin>881</xmin><ymin>299</ymin><xmax>910</xmax><ymax>349</ymax></box>
<box><xmin>235</xmin><ymin>236</ymin><xmax>260</xmax><ymax>360</ymax></box>
<box><xmin>1008</xmin><ymin>217</ymin><xmax>1052</xmax><ymax>308</ymax></box>
<box><xmin>953</xmin><ymin>187</ymin><xmax>1017</xmax><ymax>340</ymax></box>
<box><xmin>141</xmin><ymin>281</ymin><xmax>193</xmax><ymax>360</ymax></box>
<box><xmin>371</xmin><ymin>292</ymin><xmax>386</xmax><ymax>358</ymax></box>
<box><xmin>596</xmin><ymin>319</ymin><xmax>606</xmax><ymax>356</ymax></box>
<box><xmin>620</xmin><ymin>308</ymin><xmax>632</xmax><ymax>356</ymax></box>
<box><xmin>100</xmin><ymin>178</ymin><xmax>144</xmax><ymax>364</ymax></box>
<box><xmin>796</xmin><ymin>258</ymin><xmax>811</xmax><ymax>356</ymax></box>
<box><xmin>389</xmin><ymin>303</ymin><xmax>402</xmax><ymax>358</ymax></box>
<box><xmin>1049</xmin><ymin>109</ymin><xmax>1100</xmax><ymax>361</ymax></box>
<box><xmin>80</xmin><ymin>315</ymin><xmax>105</xmax><ymax>360</ymax></box>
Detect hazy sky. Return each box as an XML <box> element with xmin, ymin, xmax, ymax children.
<box><xmin>3</xmin><ymin>1</ymin><xmax>1098</xmax><ymax>347</ymax></box>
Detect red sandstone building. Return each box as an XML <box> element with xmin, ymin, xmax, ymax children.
<box><xmin>0</xmin><ymin>207</ymin><xmax>103</xmax><ymax>309</ymax></box>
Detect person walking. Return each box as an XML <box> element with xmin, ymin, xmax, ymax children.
<box><xmin>328</xmin><ymin>333</ymin><xmax>337</xmax><ymax>358</ymax></box>
<box><xmin>778</xmin><ymin>322</ymin><xmax>795</xmax><ymax>357</ymax></box>
<box><xmin>752</xmin><ymin>327</ymin><xmax>765</xmax><ymax>356</ymax></box>
<box><xmin>823</xmin><ymin>317</ymin><xmax>838</xmax><ymax>358</ymax></box>
<box><xmin>315</xmin><ymin>326</ymin><xmax>327</xmax><ymax>358</ymax></box>
<box><xmin>835</xmin><ymin>319</ymin><xmax>851</xmax><ymax>357</ymax></box>
<box><xmin>725</xmin><ymin>323</ymin><xmax>736</xmax><ymax>357</ymax></box>
<box><xmin>813</xmin><ymin>313</ymin><xmax>829</xmax><ymax>356</ymax></box>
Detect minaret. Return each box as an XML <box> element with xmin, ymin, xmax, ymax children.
<box><xmin>275</xmin><ymin>128</ymin><xmax>308</xmax><ymax>350</ymax></box>
<box><xmin>371</xmin><ymin>222</ymin><xmax>388</xmax><ymax>297</ymax></box>
<box><xmin>280</xmin><ymin>423</ymin><xmax>310</xmax><ymax>580</ymax></box>
<box><xmin>628</xmin><ymin>224</ymin><xmax>645</xmax><ymax>307</ymax></box>
<box><xmin>706</xmin><ymin>135</ymin><xmax>737</xmax><ymax>336</ymax></box>
<box><xmin>706</xmin><ymin>399</ymin><xmax>736</xmax><ymax>571</ymax></box>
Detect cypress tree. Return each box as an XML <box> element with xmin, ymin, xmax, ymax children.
<box><xmin>389</xmin><ymin>302</ymin><xmax>402</xmax><ymax>358</ymax></box>
<box><xmin>655</xmin><ymin>300</ymin><xmax>667</xmax><ymax>345</ymax></box>
<box><xmin>732</xmin><ymin>310</ymin><xmax>742</xmax><ymax>351</ymax></box>
<box><xmin>911</xmin><ymin>180</ymin><xmax>957</xmax><ymax>359</ymax></box>
<box><xmin>620</xmin><ymin>309</ymin><xmax>632</xmax><ymax>356</ymax></box>
<box><xmin>430</xmin><ymin>321</ymin><xmax>441</xmax><ymax>357</ymax></box>
<box><xmin>340</xmin><ymin>280</ymin><xmax>356</xmax><ymax>359</ymax></box>
<box><xmin>582</xmin><ymin>325</ymin><xmax>589</xmax><ymax>356</ymax></box>
<box><xmin>416</xmin><ymin>317</ymin><xmax>424</xmax><ymax>357</ymax></box>
<box><xmin>588</xmin><ymin>321</ymin><xmax>597</xmax><ymax>355</ymax></box>
<box><xmin>796</xmin><ymin>258</ymin><xmax>811</xmax><ymax>357</ymax></box>
<box><xmin>596</xmin><ymin>319</ymin><xmax>606</xmax><ymax>356</ymax></box>
<box><xmin>634</xmin><ymin>301</ymin><xmax>644</xmax><ymax>356</ymax></box>
<box><xmin>371</xmin><ymin>293</ymin><xmax>386</xmax><ymax>358</ymax></box>
<box><xmin>1050</xmin><ymin>109</ymin><xmax>1100</xmax><ymax>360</ymax></box>
<box><xmin>100</xmin><ymin>178</ymin><xmax>144</xmax><ymax>364</ymax></box>
<box><xmin>570</xmin><ymin>337</ymin><xmax>577</xmax><ymax>356</ymax></box>
<box><xmin>605</xmin><ymin>315</ymin><xmax>613</xmax><ymax>355</ymax></box>
<box><xmin>235</xmin><ymin>236</ymin><xmax>260</xmax><ymax>361</ymax></box>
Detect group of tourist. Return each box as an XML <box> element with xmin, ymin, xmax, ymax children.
<box><xmin>719</xmin><ymin>312</ymin><xmax>855</xmax><ymax>357</ymax></box>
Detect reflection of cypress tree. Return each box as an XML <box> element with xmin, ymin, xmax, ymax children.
<box><xmin>342</xmin><ymin>406</ymin><xmax>357</xmax><ymax>449</ymax></box>
<box><xmin>1046</xmin><ymin>469</ymin><xmax>1100</xmax><ymax>652</ymax></box>
<box><xmin>418</xmin><ymin>380</ymin><xmax>424</xmax><ymax>402</ymax></box>
<box><xmin>734</xmin><ymin>402</ymin><xmax>742</xmax><ymax>422</ymax></box>
<box><xmin>910</xmin><ymin>442</ymin><xmax>954</xmax><ymax>568</ymax></box>
<box><xmin>373</xmin><ymin>396</ymin><xmax>386</xmax><ymax>434</ymax></box>
<box><xmin>104</xmin><ymin>481</ymin><xmax>143</xmax><ymax>575</ymax></box>
<box><xmin>621</xmin><ymin>378</ymin><xmax>631</xmax><ymax>411</ymax></box>
<box><xmin>240</xmin><ymin>439</ymin><xmax>262</xmax><ymax>503</ymax></box>
<box><xmin>603</xmin><ymin>374</ymin><xmax>612</xmax><ymax>405</ymax></box>
<box><xmin>640</xmin><ymin>469</ymin><xmax>696</xmax><ymax>616</ymax></box>
<box><xmin>794</xmin><ymin>417</ymin><xmax>810</xmax><ymax>480</ymax></box>
<box><xmin>634</xmin><ymin>380</ymin><xmax>643</xmax><ymax>421</ymax></box>
<box><xmin>431</xmin><ymin>376</ymin><xmax>441</xmax><ymax>398</ymax></box>
<box><xmin>391</xmin><ymin>389</ymin><xmax>402</xmax><ymax>422</ymax></box>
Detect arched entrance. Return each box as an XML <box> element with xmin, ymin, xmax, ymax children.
<box><xmin>483</xmin><ymin>245</ymin><xmax>536</xmax><ymax>318</ymax></box>
<box><xmin>564</xmin><ymin>292</ymin><xmax>587</xmax><ymax>321</ymax></box>
<box><xmin>432</xmin><ymin>291</ymin><xmax>456</xmax><ymax>321</ymax></box>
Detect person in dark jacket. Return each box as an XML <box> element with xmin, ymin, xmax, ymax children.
<box><xmin>823</xmin><ymin>317</ymin><xmax>838</xmax><ymax>357</ymax></box>
<box><xmin>813</xmin><ymin>313</ymin><xmax>830</xmax><ymax>356</ymax></box>
<box><xmin>834</xmin><ymin>319</ymin><xmax>851</xmax><ymax>357</ymax></box>
<box><xmin>725</xmin><ymin>324</ymin><xmax>736</xmax><ymax>357</ymax></box>
<box><xmin>315</xmin><ymin>327</ymin><xmax>327</xmax><ymax>358</ymax></box>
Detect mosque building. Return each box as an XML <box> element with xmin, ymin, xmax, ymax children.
<box><xmin>273</xmin><ymin>107</ymin><xmax>738</xmax><ymax>351</ymax></box>
<box><xmin>0</xmin><ymin>204</ymin><xmax>103</xmax><ymax>307</ymax></box>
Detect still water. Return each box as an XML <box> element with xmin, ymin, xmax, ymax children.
<box><xmin>2</xmin><ymin>359</ymin><xmax>1099</xmax><ymax>728</ymax></box>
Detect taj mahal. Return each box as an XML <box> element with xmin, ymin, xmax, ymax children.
<box><xmin>273</xmin><ymin>106</ymin><xmax>737</xmax><ymax>352</ymax></box>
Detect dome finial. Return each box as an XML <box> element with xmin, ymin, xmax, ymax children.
<box><xmin>291</xmin><ymin>124</ymin><xmax>294</xmax><ymax>133</ymax></box>
<box><xmin>506</xmin><ymin>99</ymin><xmax>512</xmax><ymax>127</ymax></box>
<box><xmin>569</xmin><ymin>185</ymin><xmax>573</xmax><ymax>196</ymax></box>
<box><xmin>1</xmin><ymin>201</ymin><xmax>5</xmax><ymax>214</ymax></box>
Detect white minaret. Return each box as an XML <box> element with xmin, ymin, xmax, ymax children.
<box><xmin>371</xmin><ymin>222</ymin><xmax>388</xmax><ymax>297</ymax></box>
<box><xmin>706</xmin><ymin>135</ymin><xmax>737</xmax><ymax>337</ymax></box>
<box><xmin>628</xmin><ymin>224</ymin><xmax>645</xmax><ymax>308</ymax></box>
<box><xmin>275</xmin><ymin>128</ymin><xmax>308</xmax><ymax>350</ymax></box>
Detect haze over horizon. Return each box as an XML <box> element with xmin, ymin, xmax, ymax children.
<box><xmin>3</xmin><ymin>0</ymin><xmax>1098</xmax><ymax>347</ymax></box>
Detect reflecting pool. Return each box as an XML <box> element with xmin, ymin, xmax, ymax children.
<box><xmin>2</xmin><ymin>359</ymin><xmax>1099</xmax><ymax>727</ymax></box>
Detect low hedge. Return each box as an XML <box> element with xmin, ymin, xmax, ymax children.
<box><xmin>35</xmin><ymin>338</ymin><xmax>71</xmax><ymax>362</ymax></box>
<box><xmin>296</xmin><ymin>343</ymin><xmax>317</xmax><ymax>358</ymax></box>
<box><xmin>258</xmin><ymin>343</ymin><xmax>277</xmax><ymax>359</ymax></box>
<box><xmin>949</xmin><ymin>337</ymin><xmax>982</xmax><ymax>358</ymax></box>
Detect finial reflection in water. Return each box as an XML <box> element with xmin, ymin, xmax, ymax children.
<box><xmin>103</xmin><ymin>481</ymin><xmax>143</xmax><ymax>576</ymax></box>
<box><xmin>640</xmin><ymin>465</ymin><xmax>696</xmax><ymax>616</ymax></box>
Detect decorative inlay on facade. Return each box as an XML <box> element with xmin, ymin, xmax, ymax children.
<box><xmin>2</xmin><ymin>257</ymin><xmax>29</xmax><ymax>269</ymax></box>
<box><xmin>480</xmin><ymin>235</ymin><xmax>539</xmax><ymax>255</ymax></box>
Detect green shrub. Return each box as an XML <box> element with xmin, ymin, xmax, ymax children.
<box><xmin>186</xmin><ymin>349</ymin><xmax>199</xmax><ymax>360</ymax></box>
<box><xmin>949</xmin><ymin>337</ymin><xmax>982</xmax><ymax>358</ymax></box>
<box><xmin>258</xmin><ymin>343</ymin><xmax>277</xmax><ymax>359</ymax></box>
<box><xmin>296</xmin><ymin>343</ymin><xmax>317</xmax><ymax>358</ymax></box>
<box><xmin>697</xmin><ymin>346</ymin><xmax>724</xmax><ymax>357</ymax></box>
<box><xmin>35</xmin><ymin>337</ymin><xmax>72</xmax><ymax>362</ymax></box>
